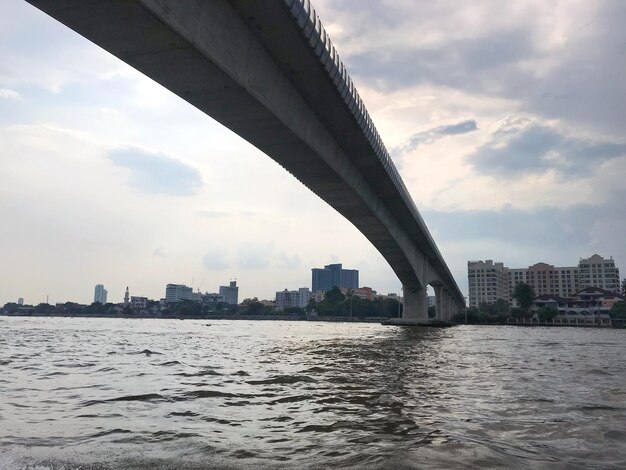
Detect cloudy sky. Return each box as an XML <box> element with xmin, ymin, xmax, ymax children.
<box><xmin>1</xmin><ymin>0</ymin><xmax>625</xmax><ymax>305</ymax></box>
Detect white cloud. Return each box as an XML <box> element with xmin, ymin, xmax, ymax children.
<box><xmin>0</xmin><ymin>88</ymin><xmax>21</xmax><ymax>100</ymax></box>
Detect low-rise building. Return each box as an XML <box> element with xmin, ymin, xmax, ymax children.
<box><xmin>340</xmin><ymin>286</ymin><xmax>374</xmax><ymax>301</ymax></box>
<box><xmin>201</xmin><ymin>293</ymin><xmax>225</xmax><ymax>304</ymax></box>
<box><xmin>275</xmin><ymin>288</ymin><xmax>310</xmax><ymax>311</ymax></box>
<box><xmin>130</xmin><ymin>296</ymin><xmax>148</xmax><ymax>310</ymax></box>
<box><xmin>532</xmin><ymin>287</ymin><xmax>624</xmax><ymax>321</ymax></box>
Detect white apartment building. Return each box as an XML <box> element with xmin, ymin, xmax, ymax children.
<box><xmin>578</xmin><ymin>254</ymin><xmax>620</xmax><ymax>293</ymax></box>
<box><xmin>467</xmin><ymin>260</ymin><xmax>510</xmax><ymax>308</ymax></box>
<box><xmin>275</xmin><ymin>288</ymin><xmax>310</xmax><ymax>311</ymax></box>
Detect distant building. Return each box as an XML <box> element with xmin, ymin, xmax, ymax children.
<box><xmin>578</xmin><ymin>254</ymin><xmax>620</xmax><ymax>293</ymax></box>
<box><xmin>469</xmin><ymin>254</ymin><xmax>621</xmax><ymax>308</ymax></box>
<box><xmin>533</xmin><ymin>287</ymin><xmax>624</xmax><ymax>320</ymax></box>
<box><xmin>123</xmin><ymin>287</ymin><xmax>130</xmax><ymax>308</ymax></box>
<box><xmin>311</xmin><ymin>263</ymin><xmax>359</xmax><ymax>293</ymax></box>
<box><xmin>340</xmin><ymin>286</ymin><xmax>374</xmax><ymax>301</ymax></box>
<box><xmin>130</xmin><ymin>296</ymin><xmax>148</xmax><ymax>309</ymax></box>
<box><xmin>467</xmin><ymin>260</ymin><xmax>509</xmax><ymax>308</ymax></box>
<box><xmin>427</xmin><ymin>295</ymin><xmax>436</xmax><ymax>308</ymax></box>
<box><xmin>200</xmin><ymin>293</ymin><xmax>224</xmax><ymax>304</ymax></box>
<box><xmin>165</xmin><ymin>284</ymin><xmax>193</xmax><ymax>303</ymax></box>
<box><xmin>275</xmin><ymin>288</ymin><xmax>310</xmax><ymax>311</ymax></box>
<box><xmin>219</xmin><ymin>281</ymin><xmax>239</xmax><ymax>305</ymax></box>
<box><xmin>94</xmin><ymin>284</ymin><xmax>108</xmax><ymax>304</ymax></box>
<box><xmin>17</xmin><ymin>297</ymin><xmax>24</xmax><ymax>306</ymax></box>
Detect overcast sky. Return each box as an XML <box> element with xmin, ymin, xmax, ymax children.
<box><xmin>1</xmin><ymin>0</ymin><xmax>624</xmax><ymax>305</ymax></box>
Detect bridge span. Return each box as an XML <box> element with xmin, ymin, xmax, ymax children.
<box><xmin>26</xmin><ymin>0</ymin><xmax>465</xmax><ymax>323</ymax></box>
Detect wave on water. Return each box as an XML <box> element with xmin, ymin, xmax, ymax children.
<box><xmin>246</xmin><ymin>375</ymin><xmax>317</xmax><ymax>385</ymax></box>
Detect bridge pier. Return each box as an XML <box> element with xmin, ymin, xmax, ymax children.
<box><xmin>398</xmin><ymin>286</ymin><xmax>429</xmax><ymax>325</ymax></box>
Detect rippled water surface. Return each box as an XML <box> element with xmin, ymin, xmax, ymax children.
<box><xmin>1</xmin><ymin>317</ymin><xmax>625</xmax><ymax>469</ymax></box>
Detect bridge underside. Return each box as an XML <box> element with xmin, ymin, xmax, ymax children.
<box><xmin>25</xmin><ymin>0</ymin><xmax>465</xmax><ymax>321</ymax></box>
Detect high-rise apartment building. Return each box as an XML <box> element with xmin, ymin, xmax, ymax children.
<box><xmin>578</xmin><ymin>254</ymin><xmax>620</xmax><ymax>292</ymax></box>
<box><xmin>219</xmin><ymin>281</ymin><xmax>239</xmax><ymax>305</ymax></box>
<box><xmin>165</xmin><ymin>284</ymin><xmax>193</xmax><ymax>303</ymax></box>
<box><xmin>94</xmin><ymin>284</ymin><xmax>108</xmax><ymax>304</ymax></box>
<box><xmin>311</xmin><ymin>263</ymin><xmax>359</xmax><ymax>293</ymax></box>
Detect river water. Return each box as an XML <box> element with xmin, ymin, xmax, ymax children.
<box><xmin>0</xmin><ymin>317</ymin><xmax>624</xmax><ymax>469</ymax></box>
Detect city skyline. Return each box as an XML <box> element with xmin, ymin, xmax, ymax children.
<box><xmin>1</xmin><ymin>0</ymin><xmax>625</xmax><ymax>305</ymax></box>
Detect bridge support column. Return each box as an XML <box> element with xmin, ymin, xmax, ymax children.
<box><xmin>443</xmin><ymin>292</ymin><xmax>453</xmax><ymax>322</ymax></box>
<box><xmin>401</xmin><ymin>286</ymin><xmax>428</xmax><ymax>324</ymax></box>
<box><xmin>434</xmin><ymin>285</ymin><xmax>444</xmax><ymax>321</ymax></box>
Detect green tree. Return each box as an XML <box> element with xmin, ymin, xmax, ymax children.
<box><xmin>510</xmin><ymin>307</ymin><xmax>528</xmax><ymax>319</ymax></box>
<box><xmin>240</xmin><ymin>298</ymin><xmax>266</xmax><ymax>315</ymax></box>
<box><xmin>305</xmin><ymin>298</ymin><xmax>317</xmax><ymax>313</ymax></box>
<box><xmin>2</xmin><ymin>302</ymin><xmax>20</xmax><ymax>314</ymax></box>
<box><xmin>537</xmin><ymin>306</ymin><xmax>559</xmax><ymax>322</ymax></box>
<box><xmin>33</xmin><ymin>303</ymin><xmax>56</xmax><ymax>314</ymax></box>
<box><xmin>513</xmin><ymin>283</ymin><xmax>535</xmax><ymax>312</ymax></box>
<box><xmin>324</xmin><ymin>287</ymin><xmax>345</xmax><ymax>304</ymax></box>
<box><xmin>317</xmin><ymin>287</ymin><xmax>346</xmax><ymax>316</ymax></box>
<box><xmin>609</xmin><ymin>302</ymin><xmax>626</xmax><ymax>319</ymax></box>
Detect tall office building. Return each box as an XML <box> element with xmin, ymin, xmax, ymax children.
<box><xmin>165</xmin><ymin>284</ymin><xmax>193</xmax><ymax>303</ymax></box>
<box><xmin>219</xmin><ymin>281</ymin><xmax>239</xmax><ymax>305</ymax></box>
<box><xmin>17</xmin><ymin>297</ymin><xmax>24</xmax><ymax>306</ymax></box>
<box><xmin>94</xmin><ymin>284</ymin><xmax>108</xmax><ymax>304</ymax></box>
<box><xmin>311</xmin><ymin>263</ymin><xmax>359</xmax><ymax>293</ymax></box>
<box><xmin>578</xmin><ymin>254</ymin><xmax>620</xmax><ymax>292</ymax></box>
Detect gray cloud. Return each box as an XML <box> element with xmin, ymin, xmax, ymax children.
<box><xmin>393</xmin><ymin>120</ymin><xmax>477</xmax><ymax>156</ymax></box>
<box><xmin>319</xmin><ymin>0</ymin><xmax>626</xmax><ymax>135</ymax></box>
<box><xmin>469</xmin><ymin>118</ymin><xmax>626</xmax><ymax>177</ymax></box>
<box><xmin>202</xmin><ymin>251</ymin><xmax>229</xmax><ymax>271</ymax></box>
<box><xmin>108</xmin><ymin>147</ymin><xmax>202</xmax><ymax>196</ymax></box>
<box><xmin>347</xmin><ymin>28</ymin><xmax>533</xmax><ymax>95</ymax></box>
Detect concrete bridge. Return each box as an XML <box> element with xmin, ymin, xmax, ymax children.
<box><xmin>26</xmin><ymin>0</ymin><xmax>465</xmax><ymax>323</ymax></box>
